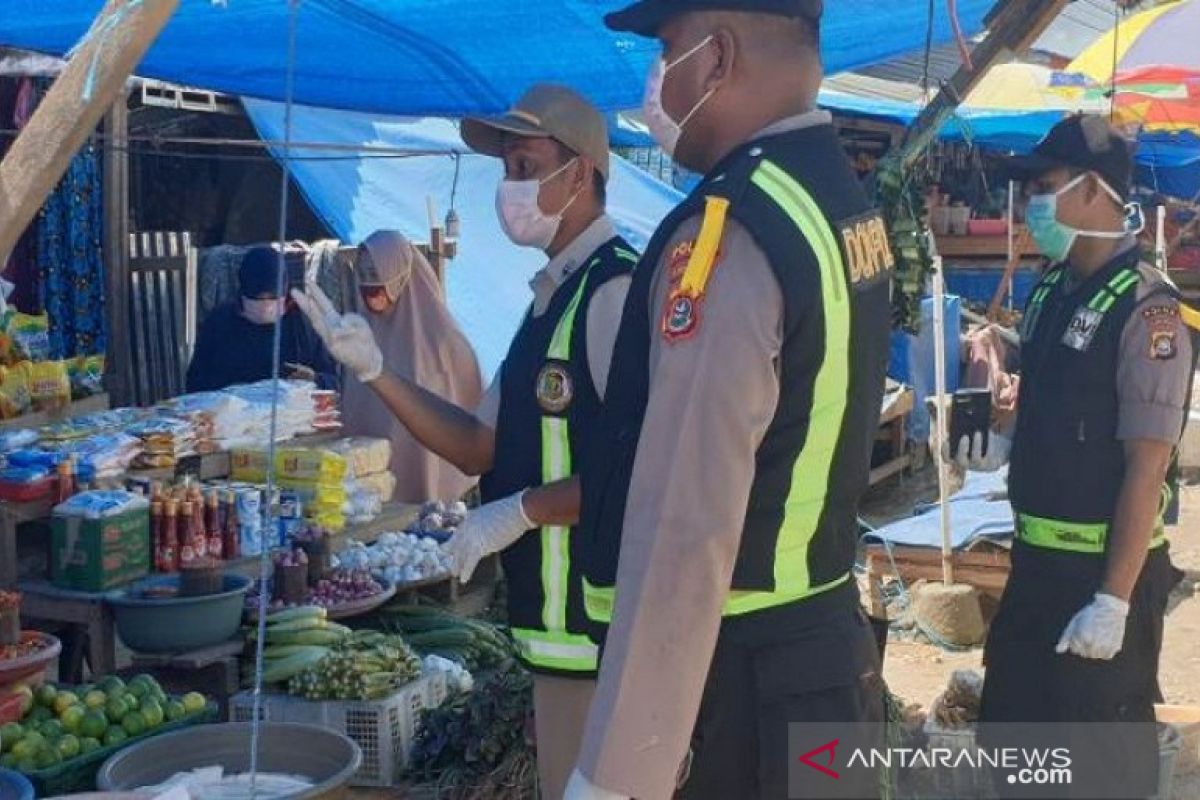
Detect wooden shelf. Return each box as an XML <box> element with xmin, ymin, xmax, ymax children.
<box><xmin>935</xmin><ymin>229</ymin><xmax>1041</xmax><ymax>261</ymax></box>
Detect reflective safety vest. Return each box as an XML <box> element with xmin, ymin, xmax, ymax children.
<box><xmin>479</xmin><ymin>236</ymin><xmax>637</xmax><ymax>674</ymax></box>
<box><xmin>579</xmin><ymin>123</ymin><xmax>894</xmax><ymax>633</ymax></box>
<box><xmin>1009</xmin><ymin>250</ymin><xmax>1199</xmax><ymax>554</ymax></box>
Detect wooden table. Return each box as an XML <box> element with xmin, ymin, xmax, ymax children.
<box><xmin>18</xmin><ymin>579</ymin><xmax>116</xmax><ymax>681</ymax></box>
<box><xmin>863</xmin><ymin>543</ymin><xmax>1011</xmax><ymax>619</ymax></box>
<box><xmin>0</xmin><ymin>495</ymin><xmax>56</xmax><ymax>588</ymax></box>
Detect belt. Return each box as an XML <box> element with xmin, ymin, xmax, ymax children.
<box><xmin>1016</xmin><ymin>512</ymin><xmax>1166</xmax><ymax>555</ymax></box>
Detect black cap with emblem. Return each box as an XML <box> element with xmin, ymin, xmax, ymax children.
<box><xmin>1000</xmin><ymin>114</ymin><xmax>1134</xmax><ymax>201</ymax></box>
<box><xmin>605</xmin><ymin>0</ymin><xmax>822</xmax><ymax>35</ymax></box>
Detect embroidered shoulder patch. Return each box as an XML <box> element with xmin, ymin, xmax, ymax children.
<box><xmin>1150</xmin><ymin>329</ymin><xmax>1177</xmax><ymax>361</ymax></box>
<box><xmin>661</xmin><ymin>196</ymin><xmax>729</xmax><ymax>344</ymax></box>
<box><xmin>839</xmin><ymin>211</ymin><xmax>895</xmax><ymax>288</ymax></box>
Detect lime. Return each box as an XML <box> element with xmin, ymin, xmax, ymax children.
<box><xmin>102</xmin><ymin>726</ymin><xmax>127</xmax><ymax>748</ymax></box>
<box><xmin>83</xmin><ymin>690</ymin><xmax>107</xmax><ymax>710</ymax></box>
<box><xmin>0</xmin><ymin>753</ymin><xmax>15</xmax><ymax>769</ymax></box>
<box><xmin>80</xmin><ymin>710</ymin><xmax>108</xmax><ymax>740</ymax></box>
<box><xmin>9</xmin><ymin>738</ymin><xmax>37</xmax><ymax>761</ymax></box>
<box><xmin>37</xmin><ymin>720</ymin><xmax>64</xmax><ymax>741</ymax></box>
<box><xmin>104</xmin><ymin>696</ymin><xmax>130</xmax><ymax>724</ymax></box>
<box><xmin>75</xmin><ymin>683</ymin><xmax>94</xmax><ymax>696</ymax></box>
<box><xmin>52</xmin><ymin>691</ymin><xmax>79</xmax><ymax>715</ymax></box>
<box><xmin>181</xmin><ymin>692</ymin><xmax>207</xmax><ymax>714</ymax></box>
<box><xmin>126</xmin><ymin>681</ymin><xmax>150</xmax><ymax>700</ymax></box>
<box><xmin>35</xmin><ymin>745</ymin><xmax>61</xmax><ymax>770</ymax></box>
<box><xmin>164</xmin><ymin>700</ymin><xmax>186</xmax><ymax>722</ymax></box>
<box><xmin>79</xmin><ymin>736</ymin><xmax>101</xmax><ymax>754</ymax></box>
<box><xmin>0</xmin><ymin>722</ymin><xmax>23</xmax><ymax>752</ymax></box>
<box><xmin>56</xmin><ymin>734</ymin><xmax>80</xmax><ymax>760</ymax></box>
<box><xmin>12</xmin><ymin>685</ymin><xmax>33</xmax><ymax>716</ymax></box>
<box><xmin>97</xmin><ymin>676</ymin><xmax>125</xmax><ymax>694</ymax></box>
<box><xmin>120</xmin><ymin>711</ymin><xmax>146</xmax><ymax>737</ymax></box>
<box><xmin>16</xmin><ymin>755</ymin><xmax>38</xmax><ymax>774</ymax></box>
<box><xmin>34</xmin><ymin>685</ymin><xmax>57</xmax><ymax>709</ymax></box>
<box><xmin>26</xmin><ymin>706</ymin><xmax>52</xmax><ymax>724</ymax></box>
<box><xmin>59</xmin><ymin>705</ymin><xmax>85</xmax><ymax>735</ymax></box>
<box><xmin>139</xmin><ymin>699</ymin><xmax>164</xmax><ymax>729</ymax></box>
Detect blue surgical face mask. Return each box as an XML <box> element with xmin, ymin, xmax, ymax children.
<box><xmin>1025</xmin><ymin>173</ymin><xmax>1142</xmax><ymax>263</ymax></box>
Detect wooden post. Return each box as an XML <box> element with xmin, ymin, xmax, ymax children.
<box><xmin>0</xmin><ymin>0</ymin><xmax>180</xmax><ymax>265</ymax></box>
<box><xmin>895</xmin><ymin>0</ymin><xmax>1071</xmax><ymax>167</ymax></box>
<box><xmin>103</xmin><ymin>91</ymin><xmax>131</xmax><ymax>407</ymax></box>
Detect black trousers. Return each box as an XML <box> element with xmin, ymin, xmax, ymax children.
<box><xmin>678</xmin><ymin>581</ymin><xmax>885</xmax><ymax>800</ymax></box>
<box><xmin>980</xmin><ymin>541</ymin><xmax>1178</xmax><ymax>798</ymax></box>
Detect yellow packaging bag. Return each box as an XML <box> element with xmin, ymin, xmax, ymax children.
<box><xmin>0</xmin><ymin>363</ymin><xmax>32</xmax><ymax>419</ymax></box>
<box><xmin>230</xmin><ymin>449</ymin><xmax>269</xmax><ymax>483</ymax></box>
<box><xmin>28</xmin><ymin>360</ymin><xmax>70</xmax><ymax>413</ymax></box>
<box><xmin>275</xmin><ymin>447</ymin><xmax>347</xmax><ymax>484</ymax></box>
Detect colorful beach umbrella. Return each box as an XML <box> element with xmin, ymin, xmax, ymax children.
<box><xmin>1069</xmin><ymin>0</ymin><xmax>1200</xmax><ymax>85</ymax></box>
<box><xmin>963</xmin><ymin>62</ymin><xmax>1104</xmax><ymax>112</ymax></box>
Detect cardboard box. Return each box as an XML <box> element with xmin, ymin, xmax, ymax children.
<box><xmin>51</xmin><ymin>506</ymin><xmax>150</xmax><ymax>592</ymax></box>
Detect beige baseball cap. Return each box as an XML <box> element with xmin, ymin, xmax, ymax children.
<box><xmin>462</xmin><ymin>83</ymin><xmax>610</xmax><ymax>180</ymax></box>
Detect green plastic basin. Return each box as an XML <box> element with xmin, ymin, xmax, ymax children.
<box><xmin>106</xmin><ymin>574</ymin><xmax>250</xmax><ymax>653</ymax></box>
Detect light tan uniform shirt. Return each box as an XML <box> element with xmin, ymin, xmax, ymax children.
<box><xmin>475</xmin><ymin>215</ymin><xmax>631</xmax><ymax>428</ymax></box>
<box><xmin>578</xmin><ymin>112</ymin><xmax>831</xmax><ymax>800</ymax></box>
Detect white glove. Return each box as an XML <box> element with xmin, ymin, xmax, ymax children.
<box><xmin>1055</xmin><ymin>592</ymin><xmax>1130</xmax><ymax>660</ymax></box>
<box><xmin>290</xmin><ymin>285</ymin><xmax>383</xmax><ymax>383</ymax></box>
<box><xmin>564</xmin><ymin>769</ymin><xmax>630</xmax><ymax>800</ymax></box>
<box><xmin>442</xmin><ymin>492</ymin><xmax>533</xmax><ymax>583</ymax></box>
<box><xmin>944</xmin><ymin>430</ymin><xmax>1011</xmax><ymax>473</ymax></box>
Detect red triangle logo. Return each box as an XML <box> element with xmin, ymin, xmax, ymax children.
<box><xmin>798</xmin><ymin>738</ymin><xmax>841</xmax><ymax>779</ymax></box>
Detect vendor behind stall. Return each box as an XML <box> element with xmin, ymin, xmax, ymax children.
<box><xmin>186</xmin><ymin>246</ymin><xmax>338</xmax><ymax>392</ymax></box>
<box><xmin>342</xmin><ymin>230</ymin><xmax>483</xmax><ymax>503</ymax></box>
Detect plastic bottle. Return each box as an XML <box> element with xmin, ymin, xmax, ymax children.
<box><xmin>205</xmin><ymin>490</ymin><xmax>223</xmax><ymax>559</ymax></box>
<box><xmin>161</xmin><ymin>500</ymin><xmax>179</xmax><ymax>572</ymax></box>
<box><xmin>223</xmin><ymin>489</ymin><xmax>240</xmax><ymax>560</ymax></box>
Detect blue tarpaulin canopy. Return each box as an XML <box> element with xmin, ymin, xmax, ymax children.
<box><xmin>0</xmin><ymin>0</ymin><xmax>998</xmax><ymax>115</ymax></box>
<box><xmin>243</xmin><ymin>99</ymin><xmax>682</xmax><ymax>375</ymax></box>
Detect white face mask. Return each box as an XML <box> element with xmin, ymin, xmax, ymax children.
<box><xmin>643</xmin><ymin>35</ymin><xmax>716</xmax><ymax>158</ymax></box>
<box><xmin>242</xmin><ymin>297</ymin><xmax>285</xmax><ymax>325</ymax></box>
<box><xmin>495</xmin><ymin>158</ymin><xmax>581</xmax><ymax>250</ymax></box>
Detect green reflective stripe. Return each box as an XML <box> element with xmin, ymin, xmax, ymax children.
<box><xmin>540</xmin><ymin>416</ymin><xmax>571</xmax><ymax>632</ymax></box>
<box><xmin>547</xmin><ymin>267</ymin><xmax>595</xmax><ymax>360</ymax></box>
<box><xmin>1017</xmin><ymin>512</ymin><xmax>1165</xmax><ymax>554</ymax></box>
<box><xmin>614</xmin><ymin>248</ymin><xmax>639</xmax><ymax>264</ymax></box>
<box><xmin>1090</xmin><ymin>292</ymin><xmax>1117</xmax><ymax>313</ymax></box>
<box><xmin>583</xmin><ymin>577</ymin><xmax>614</xmax><ymax>623</ymax></box>
<box><xmin>511</xmin><ymin>628</ymin><xmax>598</xmax><ymax>671</ymax></box>
<box><xmin>732</xmin><ymin>159</ymin><xmax>850</xmax><ymax>616</ymax></box>
<box><xmin>1087</xmin><ymin>269</ymin><xmax>1140</xmax><ymax>312</ymax></box>
<box><xmin>1108</xmin><ymin>269</ymin><xmax>1138</xmax><ymax>294</ymax></box>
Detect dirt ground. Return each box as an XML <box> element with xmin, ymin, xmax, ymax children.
<box><xmin>869</xmin><ymin>473</ymin><xmax>1200</xmax><ymax>800</ymax></box>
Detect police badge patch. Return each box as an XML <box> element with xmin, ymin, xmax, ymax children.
<box><xmin>661</xmin><ymin>291</ymin><xmax>699</xmax><ymax>342</ymax></box>
<box><xmin>536</xmin><ymin>362</ymin><xmax>573</xmax><ymax>413</ymax></box>
<box><xmin>1150</xmin><ymin>330</ymin><xmax>1177</xmax><ymax>361</ymax></box>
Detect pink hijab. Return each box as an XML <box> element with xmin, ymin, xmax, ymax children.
<box><xmin>342</xmin><ymin>231</ymin><xmax>482</xmax><ymax>503</ymax></box>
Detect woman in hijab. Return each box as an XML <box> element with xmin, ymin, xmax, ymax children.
<box><xmin>186</xmin><ymin>246</ymin><xmax>338</xmax><ymax>392</ymax></box>
<box><xmin>342</xmin><ymin>231</ymin><xmax>483</xmax><ymax>503</ymax></box>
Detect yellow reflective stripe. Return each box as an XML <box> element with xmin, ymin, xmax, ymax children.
<box><xmin>679</xmin><ymin>196</ymin><xmax>730</xmax><ymax>297</ymax></box>
<box><xmin>540</xmin><ymin>416</ymin><xmax>571</xmax><ymax>632</ymax></box>
<box><xmin>511</xmin><ymin>628</ymin><xmax>598</xmax><ymax>671</ymax></box>
<box><xmin>725</xmin><ymin>572</ymin><xmax>850</xmax><ymax>617</ymax></box>
<box><xmin>743</xmin><ymin>159</ymin><xmax>851</xmax><ymax>611</ymax></box>
<box><xmin>1017</xmin><ymin>512</ymin><xmax>1165</xmax><ymax>554</ymax></box>
<box><xmin>583</xmin><ymin>577</ymin><xmax>614</xmax><ymax>623</ymax></box>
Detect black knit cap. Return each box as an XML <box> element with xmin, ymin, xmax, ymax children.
<box><xmin>238</xmin><ymin>246</ymin><xmax>288</xmax><ymax>298</ymax></box>
<box><xmin>606</xmin><ymin>0</ymin><xmax>822</xmax><ymax>35</ymax></box>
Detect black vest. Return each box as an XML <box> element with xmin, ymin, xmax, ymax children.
<box><xmin>479</xmin><ymin>235</ymin><xmax>635</xmax><ymax>674</ymax></box>
<box><xmin>1009</xmin><ymin>249</ymin><xmax>1193</xmax><ymax>525</ymax></box>
<box><xmin>580</xmin><ymin>124</ymin><xmax>893</xmax><ymax>630</ymax></box>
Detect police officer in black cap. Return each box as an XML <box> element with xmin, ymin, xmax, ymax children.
<box><xmin>561</xmin><ymin>1</ymin><xmax>894</xmax><ymax>797</ymax></box>
<box><xmin>951</xmin><ymin>114</ymin><xmax>1198</xmax><ymax>796</ymax></box>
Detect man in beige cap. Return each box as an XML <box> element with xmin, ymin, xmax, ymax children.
<box><xmin>292</xmin><ymin>83</ymin><xmax>638</xmax><ymax>798</ymax></box>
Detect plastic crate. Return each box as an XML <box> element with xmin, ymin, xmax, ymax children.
<box><xmin>231</xmin><ymin>676</ymin><xmax>433</xmax><ymax>787</ymax></box>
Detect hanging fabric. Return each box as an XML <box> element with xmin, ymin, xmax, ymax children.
<box><xmin>2</xmin><ymin>77</ymin><xmax>43</xmax><ymax>313</ymax></box>
<box><xmin>37</xmin><ymin>138</ymin><xmax>106</xmax><ymax>358</ymax></box>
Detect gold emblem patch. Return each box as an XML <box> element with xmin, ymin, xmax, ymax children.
<box><xmin>536</xmin><ymin>363</ymin><xmax>573</xmax><ymax>413</ymax></box>
<box><xmin>839</xmin><ymin>212</ymin><xmax>895</xmax><ymax>287</ymax></box>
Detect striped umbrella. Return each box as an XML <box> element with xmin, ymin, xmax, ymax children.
<box><xmin>1068</xmin><ymin>0</ymin><xmax>1200</xmax><ymax>85</ymax></box>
